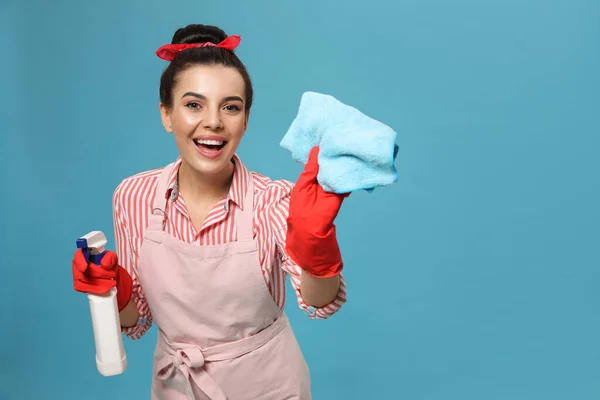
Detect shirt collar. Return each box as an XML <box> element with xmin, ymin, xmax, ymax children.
<box><xmin>165</xmin><ymin>154</ymin><xmax>249</xmax><ymax>209</ymax></box>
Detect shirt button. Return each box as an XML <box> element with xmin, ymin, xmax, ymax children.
<box><xmin>305</xmin><ymin>306</ymin><xmax>317</xmax><ymax>317</ymax></box>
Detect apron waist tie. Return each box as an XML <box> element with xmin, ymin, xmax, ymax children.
<box><xmin>155</xmin><ymin>313</ymin><xmax>288</xmax><ymax>400</ymax></box>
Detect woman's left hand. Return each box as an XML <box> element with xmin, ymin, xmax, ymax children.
<box><xmin>286</xmin><ymin>146</ymin><xmax>350</xmax><ymax>278</ymax></box>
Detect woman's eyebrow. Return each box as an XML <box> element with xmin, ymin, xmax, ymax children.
<box><xmin>181</xmin><ymin>92</ymin><xmax>244</xmax><ymax>103</ymax></box>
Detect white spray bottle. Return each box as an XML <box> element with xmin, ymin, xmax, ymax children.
<box><xmin>77</xmin><ymin>231</ymin><xmax>127</xmax><ymax>376</ymax></box>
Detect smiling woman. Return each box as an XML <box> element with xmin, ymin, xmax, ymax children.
<box><xmin>70</xmin><ymin>23</ymin><xmax>351</xmax><ymax>399</ymax></box>
<box><xmin>160</xmin><ymin>65</ymin><xmax>249</xmax><ymax>197</ymax></box>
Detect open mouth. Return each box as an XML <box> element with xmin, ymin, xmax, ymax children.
<box><xmin>193</xmin><ymin>139</ymin><xmax>227</xmax><ymax>151</ymax></box>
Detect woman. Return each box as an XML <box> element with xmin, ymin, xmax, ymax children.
<box><xmin>71</xmin><ymin>24</ymin><xmax>349</xmax><ymax>399</ymax></box>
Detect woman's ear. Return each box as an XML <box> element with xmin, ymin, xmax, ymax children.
<box><xmin>159</xmin><ymin>103</ymin><xmax>173</xmax><ymax>133</ymax></box>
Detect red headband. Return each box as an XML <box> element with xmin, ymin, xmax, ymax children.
<box><xmin>155</xmin><ymin>35</ymin><xmax>241</xmax><ymax>61</ymax></box>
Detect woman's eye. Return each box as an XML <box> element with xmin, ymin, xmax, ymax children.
<box><xmin>224</xmin><ymin>105</ymin><xmax>241</xmax><ymax>112</ymax></box>
<box><xmin>186</xmin><ymin>102</ymin><xmax>201</xmax><ymax>110</ymax></box>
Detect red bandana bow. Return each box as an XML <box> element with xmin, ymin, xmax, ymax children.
<box><xmin>155</xmin><ymin>35</ymin><xmax>241</xmax><ymax>61</ymax></box>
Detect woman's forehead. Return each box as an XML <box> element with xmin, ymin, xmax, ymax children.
<box><xmin>175</xmin><ymin>65</ymin><xmax>245</xmax><ymax>98</ymax></box>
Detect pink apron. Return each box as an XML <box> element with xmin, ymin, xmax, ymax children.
<box><xmin>137</xmin><ymin>163</ymin><xmax>312</xmax><ymax>399</ymax></box>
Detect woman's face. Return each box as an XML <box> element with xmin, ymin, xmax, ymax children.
<box><xmin>160</xmin><ymin>64</ymin><xmax>249</xmax><ymax>177</ymax></box>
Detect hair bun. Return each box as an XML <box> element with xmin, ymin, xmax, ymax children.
<box><xmin>171</xmin><ymin>24</ymin><xmax>227</xmax><ymax>45</ymax></box>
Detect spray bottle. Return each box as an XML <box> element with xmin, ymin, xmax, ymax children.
<box><xmin>76</xmin><ymin>231</ymin><xmax>127</xmax><ymax>376</ymax></box>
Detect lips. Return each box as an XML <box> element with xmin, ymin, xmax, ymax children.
<box><xmin>193</xmin><ymin>136</ymin><xmax>228</xmax><ymax>159</ymax></box>
<box><xmin>193</xmin><ymin>138</ymin><xmax>227</xmax><ymax>150</ymax></box>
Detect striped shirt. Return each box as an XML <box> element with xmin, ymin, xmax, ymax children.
<box><xmin>112</xmin><ymin>154</ymin><xmax>347</xmax><ymax>340</ymax></box>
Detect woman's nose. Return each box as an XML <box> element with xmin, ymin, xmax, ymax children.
<box><xmin>202</xmin><ymin>108</ymin><xmax>223</xmax><ymax>130</ymax></box>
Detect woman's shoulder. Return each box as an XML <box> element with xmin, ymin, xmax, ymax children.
<box><xmin>251</xmin><ymin>170</ymin><xmax>294</xmax><ymax>193</ymax></box>
<box><xmin>249</xmin><ymin>171</ymin><xmax>295</xmax><ymax>209</ymax></box>
<box><xmin>112</xmin><ymin>166</ymin><xmax>167</xmax><ymax>207</ymax></box>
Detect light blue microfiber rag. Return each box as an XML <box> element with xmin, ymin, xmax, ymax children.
<box><xmin>280</xmin><ymin>91</ymin><xmax>399</xmax><ymax>194</ymax></box>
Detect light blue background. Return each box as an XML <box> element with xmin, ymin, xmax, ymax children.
<box><xmin>1</xmin><ymin>0</ymin><xmax>599</xmax><ymax>398</ymax></box>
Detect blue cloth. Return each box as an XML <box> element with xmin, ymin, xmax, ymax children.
<box><xmin>280</xmin><ymin>91</ymin><xmax>399</xmax><ymax>193</ymax></box>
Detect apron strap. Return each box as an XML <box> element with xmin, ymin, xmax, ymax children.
<box><xmin>236</xmin><ymin>173</ymin><xmax>255</xmax><ymax>242</ymax></box>
<box><xmin>148</xmin><ymin>162</ymin><xmax>176</xmax><ymax>232</ymax></box>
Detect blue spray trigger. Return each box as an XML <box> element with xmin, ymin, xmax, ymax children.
<box><xmin>76</xmin><ymin>238</ymin><xmax>91</xmax><ymax>263</ymax></box>
<box><xmin>76</xmin><ymin>237</ymin><xmax>106</xmax><ymax>265</ymax></box>
<box><xmin>89</xmin><ymin>252</ymin><xmax>106</xmax><ymax>265</ymax></box>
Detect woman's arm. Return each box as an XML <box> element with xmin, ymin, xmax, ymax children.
<box><xmin>300</xmin><ymin>271</ymin><xmax>341</xmax><ymax>308</ymax></box>
<box><xmin>113</xmin><ymin>183</ymin><xmax>153</xmax><ymax>338</ymax></box>
<box><xmin>274</xmin><ymin>222</ymin><xmax>347</xmax><ymax>318</ymax></box>
<box><xmin>119</xmin><ymin>300</ymin><xmax>139</xmax><ymax>327</ymax></box>
<box><xmin>264</xmin><ymin>147</ymin><xmax>349</xmax><ymax>318</ymax></box>
<box><xmin>268</xmin><ymin>186</ymin><xmax>347</xmax><ymax>319</ymax></box>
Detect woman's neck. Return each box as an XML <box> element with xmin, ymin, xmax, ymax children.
<box><xmin>177</xmin><ymin>160</ymin><xmax>235</xmax><ymax>203</ymax></box>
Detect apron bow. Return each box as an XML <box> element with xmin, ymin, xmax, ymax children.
<box><xmin>157</xmin><ymin>345</ymin><xmax>205</xmax><ymax>380</ymax></box>
<box><xmin>152</xmin><ymin>315</ymin><xmax>288</xmax><ymax>399</ymax></box>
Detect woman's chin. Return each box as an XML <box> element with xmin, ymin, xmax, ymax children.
<box><xmin>185</xmin><ymin>151</ymin><xmax>234</xmax><ymax>176</ymax></box>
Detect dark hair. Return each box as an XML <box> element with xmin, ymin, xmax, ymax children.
<box><xmin>159</xmin><ymin>24</ymin><xmax>253</xmax><ymax>111</ymax></box>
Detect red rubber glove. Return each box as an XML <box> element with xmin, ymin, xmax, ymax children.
<box><xmin>72</xmin><ymin>249</ymin><xmax>133</xmax><ymax>312</ymax></box>
<box><xmin>285</xmin><ymin>146</ymin><xmax>350</xmax><ymax>278</ymax></box>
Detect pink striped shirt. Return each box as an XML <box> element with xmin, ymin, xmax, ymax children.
<box><xmin>112</xmin><ymin>154</ymin><xmax>347</xmax><ymax>340</ymax></box>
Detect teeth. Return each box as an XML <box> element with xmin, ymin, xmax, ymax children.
<box><xmin>195</xmin><ymin>139</ymin><xmax>224</xmax><ymax>145</ymax></box>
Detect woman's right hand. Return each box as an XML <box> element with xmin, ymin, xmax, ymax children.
<box><xmin>72</xmin><ymin>249</ymin><xmax>118</xmax><ymax>294</ymax></box>
<box><xmin>72</xmin><ymin>249</ymin><xmax>133</xmax><ymax>311</ymax></box>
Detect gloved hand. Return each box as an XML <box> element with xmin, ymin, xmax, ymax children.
<box><xmin>72</xmin><ymin>249</ymin><xmax>133</xmax><ymax>312</ymax></box>
<box><xmin>286</xmin><ymin>146</ymin><xmax>350</xmax><ymax>278</ymax></box>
